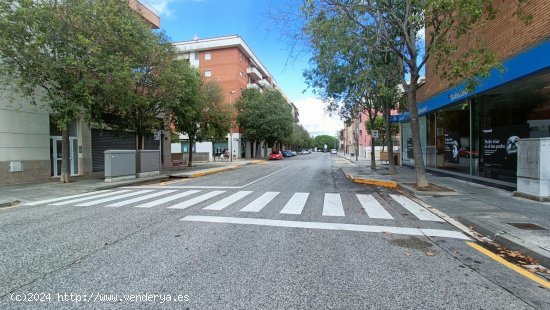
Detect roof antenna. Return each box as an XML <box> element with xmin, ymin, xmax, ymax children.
<box><xmin>193</xmin><ymin>34</ymin><xmax>199</xmax><ymax>41</ymax></box>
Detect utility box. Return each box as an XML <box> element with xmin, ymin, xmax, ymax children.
<box><xmin>136</xmin><ymin>150</ymin><xmax>160</xmax><ymax>178</ymax></box>
<box><xmin>104</xmin><ymin>150</ymin><xmax>136</xmax><ymax>183</ymax></box>
<box><xmin>515</xmin><ymin>138</ymin><xmax>550</xmax><ymax>201</ymax></box>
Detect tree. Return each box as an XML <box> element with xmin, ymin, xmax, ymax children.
<box><xmin>170</xmin><ymin>68</ymin><xmax>232</xmax><ymax>167</ymax></box>
<box><xmin>0</xmin><ymin>0</ymin><xmax>166</xmax><ymax>182</ymax></box>
<box><xmin>313</xmin><ymin>135</ymin><xmax>338</xmax><ymax>151</ymax></box>
<box><xmin>365</xmin><ymin>116</ymin><xmax>399</xmax><ymax>150</ymax></box>
<box><xmin>287</xmin><ymin>123</ymin><xmax>312</xmax><ymax>150</ymax></box>
<box><xmin>302</xmin><ymin>8</ymin><xmax>401</xmax><ymax>171</ymax></box>
<box><xmin>300</xmin><ymin>0</ymin><xmax>531</xmax><ymax>187</ymax></box>
<box><xmin>236</xmin><ymin>88</ymin><xmax>294</xmax><ymax>157</ymax></box>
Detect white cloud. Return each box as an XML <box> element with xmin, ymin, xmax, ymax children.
<box><xmin>294</xmin><ymin>97</ymin><xmax>342</xmax><ymax>137</ymax></box>
<box><xmin>145</xmin><ymin>0</ymin><xmax>178</xmax><ymax>17</ymax></box>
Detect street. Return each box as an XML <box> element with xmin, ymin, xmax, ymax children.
<box><xmin>1</xmin><ymin>153</ymin><xmax>549</xmax><ymax>309</ymax></box>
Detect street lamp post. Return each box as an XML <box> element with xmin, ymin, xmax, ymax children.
<box><xmin>229</xmin><ymin>90</ymin><xmax>236</xmax><ymax>162</ymax></box>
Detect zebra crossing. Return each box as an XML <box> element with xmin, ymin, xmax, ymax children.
<box><xmin>22</xmin><ymin>188</ymin><xmax>445</xmax><ymax>222</ymax></box>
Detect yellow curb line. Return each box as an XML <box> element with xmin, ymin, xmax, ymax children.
<box><xmin>353</xmin><ymin>177</ymin><xmax>398</xmax><ymax>189</ymax></box>
<box><xmin>189</xmin><ymin>166</ymin><xmax>238</xmax><ymax>178</ymax></box>
<box><xmin>466</xmin><ymin>241</ymin><xmax>550</xmax><ymax>289</ymax></box>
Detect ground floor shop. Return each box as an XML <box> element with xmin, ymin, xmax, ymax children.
<box><xmin>400</xmin><ymin>40</ymin><xmax>550</xmax><ymax>187</ymax></box>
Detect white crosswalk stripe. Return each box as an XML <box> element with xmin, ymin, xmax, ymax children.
<box><xmin>389</xmin><ymin>194</ymin><xmax>444</xmax><ymax>222</ymax></box>
<box><xmin>323</xmin><ymin>193</ymin><xmax>345</xmax><ymax>216</ymax></box>
<box><xmin>240</xmin><ymin>192</ymin><xmax>279</xmax><ymax>213</ymax></box>
<box><xmin>106</xmin><ymin>190</ymin><xmax>177</xmax><ymax>207</ymax></box>
<box><xmin>203</xmin><ymin>191</ymin><xmax>253</xmax><ymax>211</ymax></box>
<box><xmin>279</xmin><ymin>192</ymin><xmax>309</xmax><ymax>215</ymax></box>
<box><xmin>356</xmin><ymin>194</ymin><xmax>394</xmax><ymax>219</ymax></box>
<box><xmin>168</xmin><ymin>191</ymin><xmax>226</xmax><ymax>209</ymax></box>
<box><xmin>76</xmin><ymin>190</ymin><xmax>154</xmax><ymax>206</ymax></box>
<box><xmin>50</xmin><ymin>190</ymin><xmax>132</xmax><ymax>206</ymax></box>
<box><xmin>134</xmin><ymin>190</ymin><xmax>201</xmax><ymax>208</ymax></box>
<box><xmin>29</xmin><ymin>188</ymin><xmax>450</xmax><ymax>224</ymax></box>
<box><xmin>23</xmin><ymin>190</ymin><xmax>112</xmax><ymax>206</ymax></box>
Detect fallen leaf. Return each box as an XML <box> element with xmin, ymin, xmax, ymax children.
<box><xmin>426</xmin><ymin>250</ymin><xmax>435</xmax><ymax>256</ymax></box>
<box><xmin>405</xmin><ymin>253</ymin><xmax>412</xmax><ymax>256</ymax></box>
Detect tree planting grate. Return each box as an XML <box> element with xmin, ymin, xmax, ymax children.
<box><xmin>507</xmin><ymin>222</ymin><xmax>547</xmax><ymax>230</ymax></box>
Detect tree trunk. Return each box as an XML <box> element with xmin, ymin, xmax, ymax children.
<box><xmin>385</xmin><ymin>107</ymin><xmax>397</xmax><ymax>175</ymax></box>
<box><xmin>407</xmin><ymin>83</ymin><xmax>429</xmax><ymax>187</ymax></box>
<box><xmin>187</xmin><ymin>135</ymin><xmax>194</xmax><ymax>167</ymax></box>
<box><xmin>212</xmin><ymin>141</ymin><xmax>216</xmax><ymax>162</ymax></box>
<box><xmin>60</xmin><ymin>128</ymin><xmax>71</xmax><ymax>183</ymax></box>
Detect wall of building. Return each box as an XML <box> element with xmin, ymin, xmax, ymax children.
<box><xmin>0</xmin><ymin>96</ymin><xmax>51</xmax><ymax>183</ymax></box>
<box><xmin>420</xmin><ymin>0</ymin><xmax>550</xmax><ymax>102</ymax></box>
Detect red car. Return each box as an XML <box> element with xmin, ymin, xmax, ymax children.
<box><xmin>269</xmin><ymin>151</ymin><xmax>283</xmax><ymax>160</ymax></box>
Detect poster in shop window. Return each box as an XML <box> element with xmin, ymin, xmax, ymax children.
<box><xmin>407</xmin><ymin>138</ymin><xmax>414</xmax><ymax>159</ymax></box>
<box><xmin>444</xmin><ymin>132</ymin><xmax>460</xmax><ymax>163</ymax></box>
<box><xmin>482</xmin><ymin>124</ymin><xmax>529</xmax><ymax>169</ymax></box>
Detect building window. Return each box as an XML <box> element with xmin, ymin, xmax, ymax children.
<box><xmin>204</xmin><ymin>70</ymin><xmax>212</xmax><ymax>77</ymax></box>
<box><xmin>239</xmin><ymin>53</ymin><xmax>243</xmax><ymax>61</ymax></box>
<box><xmin>240</xmin><ymin>71</ymin><xmax>243</xmax><ymax>78</ymax></box>
<box><xmin>205</xmin><ymin>52</ymin><xmax>211</xmax><ymax>60</ymax></box>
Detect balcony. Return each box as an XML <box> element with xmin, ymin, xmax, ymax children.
<box><xmin>129</xmin><ymin>0</ymin><xmax>160</xmax><ymax>29</ymax></box>
<box><xmin>247</xmin><ymin>83</ymin><xmax>260</xmax><ymax>89</ymax></box>
<box><xmin>258</xmin><ymin>79</ymin><xmax>271</xmax><ymax>88</ymax></box>
<box><xmin>246</xmin><ymin>67</ymin><xmax>263</xmax><ymax>80</ymax></box>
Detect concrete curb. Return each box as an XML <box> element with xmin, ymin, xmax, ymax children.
<box><xmin>341</xmin><ymin>167</ymin><xmax>398</xmax><ymax>189</ymax></box>
<box><xmin>457</xmin><ymin>217</ymin><xmax>550</xmax><ymax>268</ymax></box>
<box><xmin>94</xmin><ymin>175</ymin><xmax>170</xmax><ymax>190</ymax></box>
<box><xmin>170</xmin><ymin>160</ymin><xmax>265</xmax><ymax>179</ymax></box>
<box><xmin>0</xmin><ymin>199</ymin><xmax>20</xmax><ymax>208</ymax></box>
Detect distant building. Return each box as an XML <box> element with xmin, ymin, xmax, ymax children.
<box><xmin>399</xmin><ymin>0</ymin><xmax>550</xmax><ymax>188</ymax></box>
<box><xmin>172</xmin><ymin>35</ymin><xmax>297</xmax><ymax>159</ymax></box>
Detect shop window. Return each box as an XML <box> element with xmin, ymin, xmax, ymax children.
<box><xmin>204</xmin><ymin>70</ymin><xmax>212</xmax><ymax>77</ymax></box>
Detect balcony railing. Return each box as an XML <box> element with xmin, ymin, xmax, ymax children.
<box><xmin>129</xmin><ymin>0</ymin><xmax>160</xmax><ymax>29</ymax></box>
<box><xmin>246</xmin><ymin>67</ymin><xmax>263</xmax><ymax>80</ymax></box>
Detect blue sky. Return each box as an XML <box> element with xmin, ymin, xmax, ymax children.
<box><xmin>146</xmin><ymin>0</ymin><xmax>343</xmax><ymax>137</ymax></box>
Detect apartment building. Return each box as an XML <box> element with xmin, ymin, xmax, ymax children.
<box><xmin>0</xmin><ymin>1</ymin><xmax>162</xmax><ymax>184</ymax></box>
<box><xmin>399</xmin><ymin>0</ymin><xmax>550</xmax><ymax>188</ymax></box>
<box><xmin>172</xmin><ymin>35</ymin><xmax>297</xmax><ymax>159</ymax></box>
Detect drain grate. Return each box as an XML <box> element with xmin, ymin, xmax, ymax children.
<box><xmin>507</xmin><ymin>222</ymin><xmax>547</xmax><ymax>230</ymax></box>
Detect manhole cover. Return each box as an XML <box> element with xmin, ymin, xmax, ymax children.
<box><xmin>507</xmin><ymin>222</ymin><xmax>547</xmax><ymax>230</ymax></box>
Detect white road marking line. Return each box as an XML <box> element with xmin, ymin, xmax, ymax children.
<box><xmin>241</xmin><ymin>166</ymin><xmax>292</xmax><ymax>188</ymax></box>
<box><xmin>203</xmin><ymin>191</ymin><xmax>253</xmax><ymax>211</ymax></box>
<box><xmin>279</xmin><ymin>192</ymin><xmax>309</xmax><ymax>215</ymax></box>
<box><xmin>106</xmin><ymin>190</ymin><xmax>177</xmax><ymax>207</ymax></box>
<box><xmin>389</xmin><ymin>194</ymin><xmax>444</xmax><ymax>222</ymax></box>
<box><xmin>123</xmin><ymin>186</ymin><xmax>241</xmax><ymax>189</ymax></box>
<box><xmin>75</xmin><ymin>190</ymin><xmax>153</xmax><ymax>206</ymax></box>
<box><xmin>168</xmin><ymin>191</ymin><xmax>226</xmax><ymax>209</ymax></box>
<box><xmin>239</xmin><ymin>192</ymin><xmax>279</xmax><ymax>212</ymax></box>
<box><xmin>23</xmin><ymin>190</ymin><xmax>112</xmax><ymax>206</ymax></box>
<box><xmin>134</xmin><ymin>190</ymin><xmax>201</xmax><ymax>208</ymax></box>
<box><xmin>356</xmin><ymin>194</ymin><xmax>394</xmax><ymax>219</ymax></box>
<box><xmin>50</xmin><ymin>190</ymin><xmax>131</xmax><ymax>206</ymax></box>
<box><xmin>180</xmin><ymin>216</ymin><xmax>470</xmax><ymax>240</ymax></box>
<box><xmin>323</xmin><ymin>193</ymin><xmax>345</xmax><ymax>216</ymax></box>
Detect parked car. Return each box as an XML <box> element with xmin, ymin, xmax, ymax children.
<box><xmin>291</xmin><ymin>151</ymin><xmax>297</xmax><ymax>156</ymax></box>
<box><xmin>330</xmin><ymin>149</ymin><xmax>337</xmax><ymax>154</ymax></box>
<box><xmin>281</xmin><ymin>150</ymin><xmax>294</xmax><ymax>157</ymax></box>
<box><xmin>300</xmin><ymin>150</ymin><xmax>309</xmax><ymax>155</ymax></box>
<box><xmin>269</xmin><ymin>151</ymin><xmax>283</xmax><ymax>160</ymax></box>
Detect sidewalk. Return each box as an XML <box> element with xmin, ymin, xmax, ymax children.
<box><xmin>0</xmin><ymin>159</ymin><xmax>264</xmax><ymax>207</ymax></box>
<box><xmin>338</xmin><ymin>153</ymin><xmax>550</xmax><ymax>268</ymax></box>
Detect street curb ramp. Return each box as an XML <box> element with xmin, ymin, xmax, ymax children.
<box><xmin>341</xmin><ymin>167</ymin><xmax>398</xmax><ymax>189</ymax></box>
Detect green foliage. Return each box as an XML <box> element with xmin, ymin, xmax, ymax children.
<box><xmin>365</xmin><ymin>116</ymin><xmax>399</xmax><ymax>147</ymax></box>
<box><xmin>287</xmin><ymin>123</ymin><xmax>312</xmax><ymax>149</ymax></box>
<box><xmin>312</xmin><ymin>135</ymin><xmax>338</xmax><ymax>150</ymax></box>
<box><xmin>236</xmin><ymin>88</ymin><xmax>294</xmax><ymax>146</ymax></box>
<box><xmin>170</xmin><ymin>69</ymin><xmax>233</xmax><ymax>140</ymax></box>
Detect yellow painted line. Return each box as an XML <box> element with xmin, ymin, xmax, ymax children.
<box><xmin>466</xmin><ymin>242</ymin><xmax>550</xmax><ymax>288</ymax></box>
<box><xmin>353</xmin><ymin>177</ymin><xmax>398</xmax><ymax>189</ymax></box>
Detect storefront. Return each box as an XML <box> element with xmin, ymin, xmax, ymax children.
<box><xmin>400</xmin><ymin>40</ymin><xmax>550</xmax><ymax>187</ymax></box>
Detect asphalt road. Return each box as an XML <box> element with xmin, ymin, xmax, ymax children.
<box><xmin>1</xmin><ymin>153</ymin><xmax>548</xmax><ymax>309</ymax></box>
